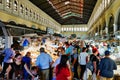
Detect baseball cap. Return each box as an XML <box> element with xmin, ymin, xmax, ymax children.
<box><xmin>104</xmin><ymin>50</ymin><xmax>110</xmax><ymax>55</ymax></box>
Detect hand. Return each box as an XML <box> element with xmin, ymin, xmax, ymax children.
<box><xmin>31</xmin><ymin>75</ymin><xmax>35</xmax><ymax>80</ymax></box>
<box><xmin>94</xmin><ymin>69</ymin><xmax>96</xmax><ymax>73</ymax></box>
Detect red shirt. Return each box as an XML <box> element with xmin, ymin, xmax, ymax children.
<box><xmin>56</xmin><ymin>65</ymin><xmax>70</xmax><ymax>80</ymax></box>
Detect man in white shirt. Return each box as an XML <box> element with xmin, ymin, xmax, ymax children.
<box><xmin>78</xmin><ymin>47</ymin><xmax>88</xmax><ymax>80</ymax></box>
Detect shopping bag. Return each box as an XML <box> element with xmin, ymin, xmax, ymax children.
<box><xmin>91</xmin><ymin>73</ymin><xmax>97</xmax><ymax>80</ymax></box>
<box><xmin>86</xmin><ymin>61</ymin><xmax>94</xmax><ymax>72</ymax></box>
<box><xmin>83</xmin><ymin>69</ymin><xmax>87</xmax><ymax>80</ymax></box>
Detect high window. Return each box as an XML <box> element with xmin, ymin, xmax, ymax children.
<box><xmin>25</xmin><ymin>8</ymin><xmax>28</xmax><ymax>15</ymax></box>
<box><xmin>6</xmin><ymin>0</ymin><xmax>12</xmax><ymax>8</ymax></box>
<box><xmin>14</xmin><ymin>1</ymin><xmax>18</xmax><ymax>11</ymax></box>
<box><xmin>20</xmin><ymin>4</ymin><xmax>24</xmax><ymax>13</ymax></box>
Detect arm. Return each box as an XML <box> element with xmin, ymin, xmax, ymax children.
<box><xmin>6</xmin><ymin>65</ymin><xmax>12</xmax><ymax>79</ymax></box>
<box><xmin>86</xmin><ymin>56</ymin><xmax>89</xmax><ymax>63</ymax></box>
<box><xmin>72</xmin><ymin>58</ymin><xmax>77</xmax><ymax>66</ymax></box>
<box><xmin>67</xmin><ymin>76</ymin><xmax>71</xmax><ymax>80</ymax></box>
<box><xmin>50</xmin><ymin>61</ymin><xmax>54</xmax><ymax>66</ymax></box>
<box><xmin>24</xmin><ymin>64</ymin><xmax>34</xmax><ymax>78</ymax></box>
<box><xmin>93</xmin><ymin>61</ymin><xmax>97</xmax><ymax>73</ymax></box>
<box><xmin>78</xmin><ymin>54</ymin><xmax>81</xmax><ymax>64</ymax></box>
<box><xmin>53</xmin><ymin>67</ymin><xmax>56</xmax><ymax>78</ymax></box>
<box><xmin>72</xmin><ymin>54</ymin><xmax>77</xmax><ymax>66</ymax></box>
<box><xmin>66</xmin><ymin>53</ymin><xmax>70</xmax><ymax>56</ymax></box>
<box><xmin>49</xmin><ymin>54</ymin><xmax>54</xmax><ymax>66</ymax></box>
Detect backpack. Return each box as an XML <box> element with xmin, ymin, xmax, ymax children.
<box><xmin>86</xmin><ymin>56</ymin><xmax>94</xmax><ymax>72</ymax></box>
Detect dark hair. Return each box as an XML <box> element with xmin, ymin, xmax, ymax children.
<box><xmin>15</xmin><ymin>53</ymin><xmax>21</xmax><ymax>58</ymax></box>
<box><xmin>82</xmin><ymin>47</ymin><xmax>86</xmax><ymax>52</ymax></box>
<box><xmin>61</xmin><ymin>47</ymin><xmax>65</xmax><ymax>51</ymax></box>
<box><xmin>25</xmin><ymin>52</ymin><xmax>31</xmax><ymax>56</ymax></box>
<box><xmin>56</xmin><ymin>55</ymin><xmax>69</xmax><ymax>75</ymax></box>
<box><xmin>11</xmin><ymin>44</ymin><xmax>14</xmax><ymax>48</ymax></box>
<box><xmin>40</xmin><ymin>47</ymin><xmax>45</xmax><ymax>52</ymax></box>
<box><xmin>65</xmin><ymin>42</ymin><xmax>69</xmax><ymax>46</ymax></box>
<box><xmin>31</xmin><ymin>66</ymin><xmax>38</xmax><ymax>71</ymax></box>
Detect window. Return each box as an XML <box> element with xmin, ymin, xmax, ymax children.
<box><xmin>25</xmin><ymin>8</ymin><xmax>28</xmax><ymax>15</ymax></box>
<box><xmin>79</xmin><ymin>28</ymin><xmax>82</xmax><ymax>31</ymax></box>
<box><xmin>36</xmin><ymin>14</ymin><xmax>38</xmax><ymax>20</ymax></box>
<box><xmin>33</xmin><ymin>12</ymin><xmax>35</xmax><ymax>18</ymax></box>
<box><xmin>104</xmin><ymin>0</ymin><xmax>107</xmax><ymax>8</ymax></box>
<box><xmin>30</xmin><ymin>10</ymin><xmax>32</xmax><ymax>17</ymax></box>
<box><xmin>74</xmin><ymin>27</ymin><xmax>77</xmax><ymax>31</ymax></box>
<box><xmin>61</xmin><ymin>28</ymin><xmax>63</xmax><ymax>31</ymax></box>
<box><xmin>77</xmin><ymin>28</ymin><xmax>79</xmax><ymax>31</ymax></box>
<box><xmin>85</xmin><ymin>27</ymin><xmax>88</xmax><ymax>31</ymax></box>
<box><xmin>107</xmin><ymin>0</ymin><xmax>111</xmax><ymax>5</ymax></box>
<box><xmin>64</xmin><ymin>28</ymin><xmax>66</xmax><ymax>31</ymax></box>
<box><xmin>71</xmin><ymin>28</ymin><xmax>73</xmax><ymax>31</ymax></box>
<box><xmin>14</xmin><ymin>1</ymin><xmax>18</xmax><ymax>11</ymax></box>
<box><xmin>6</xmin><ymin>0</ymin><xmax>12</xmax><ymax>8</ymax></box>
<box><xmin>66</xmin><ymin>28</ymin><xmax>68</xmax><ymax>31</ymax></box>
<box><xmin>69</xmin><ymin>28</ymin><xmax>72</xmax><ymax>31</ymax></box>
<box><xmin>20</xmin><ymin>4</ymin><xmax>24</xmax><ymax>13</ymax></box>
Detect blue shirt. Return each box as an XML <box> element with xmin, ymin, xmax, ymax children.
<box><xmin>3</xmin><ymin>48</ymin><xmax>15</xmax><ymax>63</ymax></box>
<box><xmin>69</xmin><ymin>45</ymin><xmax>74</xmax><ymax>55</ymax></box>
<box><xmin>99</xmin><ymin>57</ymin><xmax>117</xmax><ymax>78</ymax></box>
<box><xmin>22</xmin><ymin>56</ymin><xmax>31</xmax><ymax>68</ymax></box>
<box><xmin>65</xmin><ymin>47</ymin><xmax>70</xmax><ymax>55</ymax></box>
<box><xmin>36</xmin><ymin>52</ymin><xmax>52</xmax><ymax>69</ymax></box>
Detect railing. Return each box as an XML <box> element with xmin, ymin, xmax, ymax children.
<box><xmin>0</xmin><ymin>0</ymin><xmax>61</xmax><ymax>31</ymax></box>
<box><xmin>88</xmin><ymin>0</ymin><xmax>115</xmax><ymax>29</ymax></box>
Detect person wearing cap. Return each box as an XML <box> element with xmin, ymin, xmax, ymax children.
<box><xmin>98</xmin><ymin>50</ymin><xmax>117</xmax><ymax>80</ymax></box>
<box><xmin>90</xmin><ymin>48</ymin><xmax>100</xmax><ymax>74</ymax></box>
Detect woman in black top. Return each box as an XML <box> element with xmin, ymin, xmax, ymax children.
<box><xmin>7</xmin><ymin>53</ymin><xmax>34</xmax><ymax>79</ymax></box>
<box><xmin>90</xmin><ymin>48</ymin><xmax>100</xmax><ymax>74</ymax></box>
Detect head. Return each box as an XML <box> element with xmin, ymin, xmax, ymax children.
<box><xmin>73</xmin><ymin>48</ymin><xmax>77</xmax><ymax>54</ymax></box>
<box><xmin>31</xmin><ymin>66</ymin><xmax>38</xmax><ymax>74</ymax></box>
<box><xmin>11</xmin><ymin>44</ymin><xmax>15</xmax><ymax>49</ymax></box>
<box><xmin>82</xmin><ymin>47</ymin><xmax>87</xmax><ymax>52</ymax></box>
<box><xmin>104</xmin><ymin>50</ymin><xmax>110</xmax><ymax>56</ymax></box>
<box><xmin>64</xmin><ymin>42</ymin><xmax>69</xmax><ymax>48</ymax></box>
<box><xmin>59</xmin><ymin>55</ymin><xmax>68</xmax><ymax>66</ymax></box>
<box><xmin>60</xmin><ymin>47</ymin><xmax>65</xmax><ymax>54</ymax></box>
<box><xmin>58</xmin><ymin>42</ymin><xmax>63</xmax><ymax>47</ymax></box>
<box><xmin>92</xmin><ymin>48</ymin><xmax>98</xmax><ymax>54</ymax></box>
<box><xmin>40</xmin><ymin>47</ymin><xmax>45</xmax><ymax>52</ymax></box>
<box><xmin>15</xmin><ymin>53</ymin><xmax>22</xmax><ymax>62</ymax></box>
<box><xmin>25</xmin><ymin>52</ymin><xmax>31</xmax><ymax>57</ymax></box>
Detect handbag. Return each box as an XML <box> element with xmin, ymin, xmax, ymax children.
<box><xmin>86</xmin><ymin>56</ymin><xmax>94</xmax><ymax>72</ymax></box>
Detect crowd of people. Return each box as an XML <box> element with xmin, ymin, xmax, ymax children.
<box><xmin>0</xmin><ymin>38</ymin><xmax>118</xmax><ymax>80</ymax></box>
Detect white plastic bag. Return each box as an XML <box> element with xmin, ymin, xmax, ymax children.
<box><xmin>83</xmin><ymin>69</ymin><xmax>87</xmax><ymax>80</ymax></box>
<box><xmin>83</xmin><ymin>68</ymin><xmax>90</xmax><ymax>80</ymax></box>
<box><xmin>92</xmin><ymin>73</ymin><xmax>97</xmax><ymax>80</ymax></box>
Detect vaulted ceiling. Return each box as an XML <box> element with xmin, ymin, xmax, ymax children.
<box><xmin>29</xmin><ymin>0</ymin><xmax>97</xmax><ymax>25</ymax></box>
